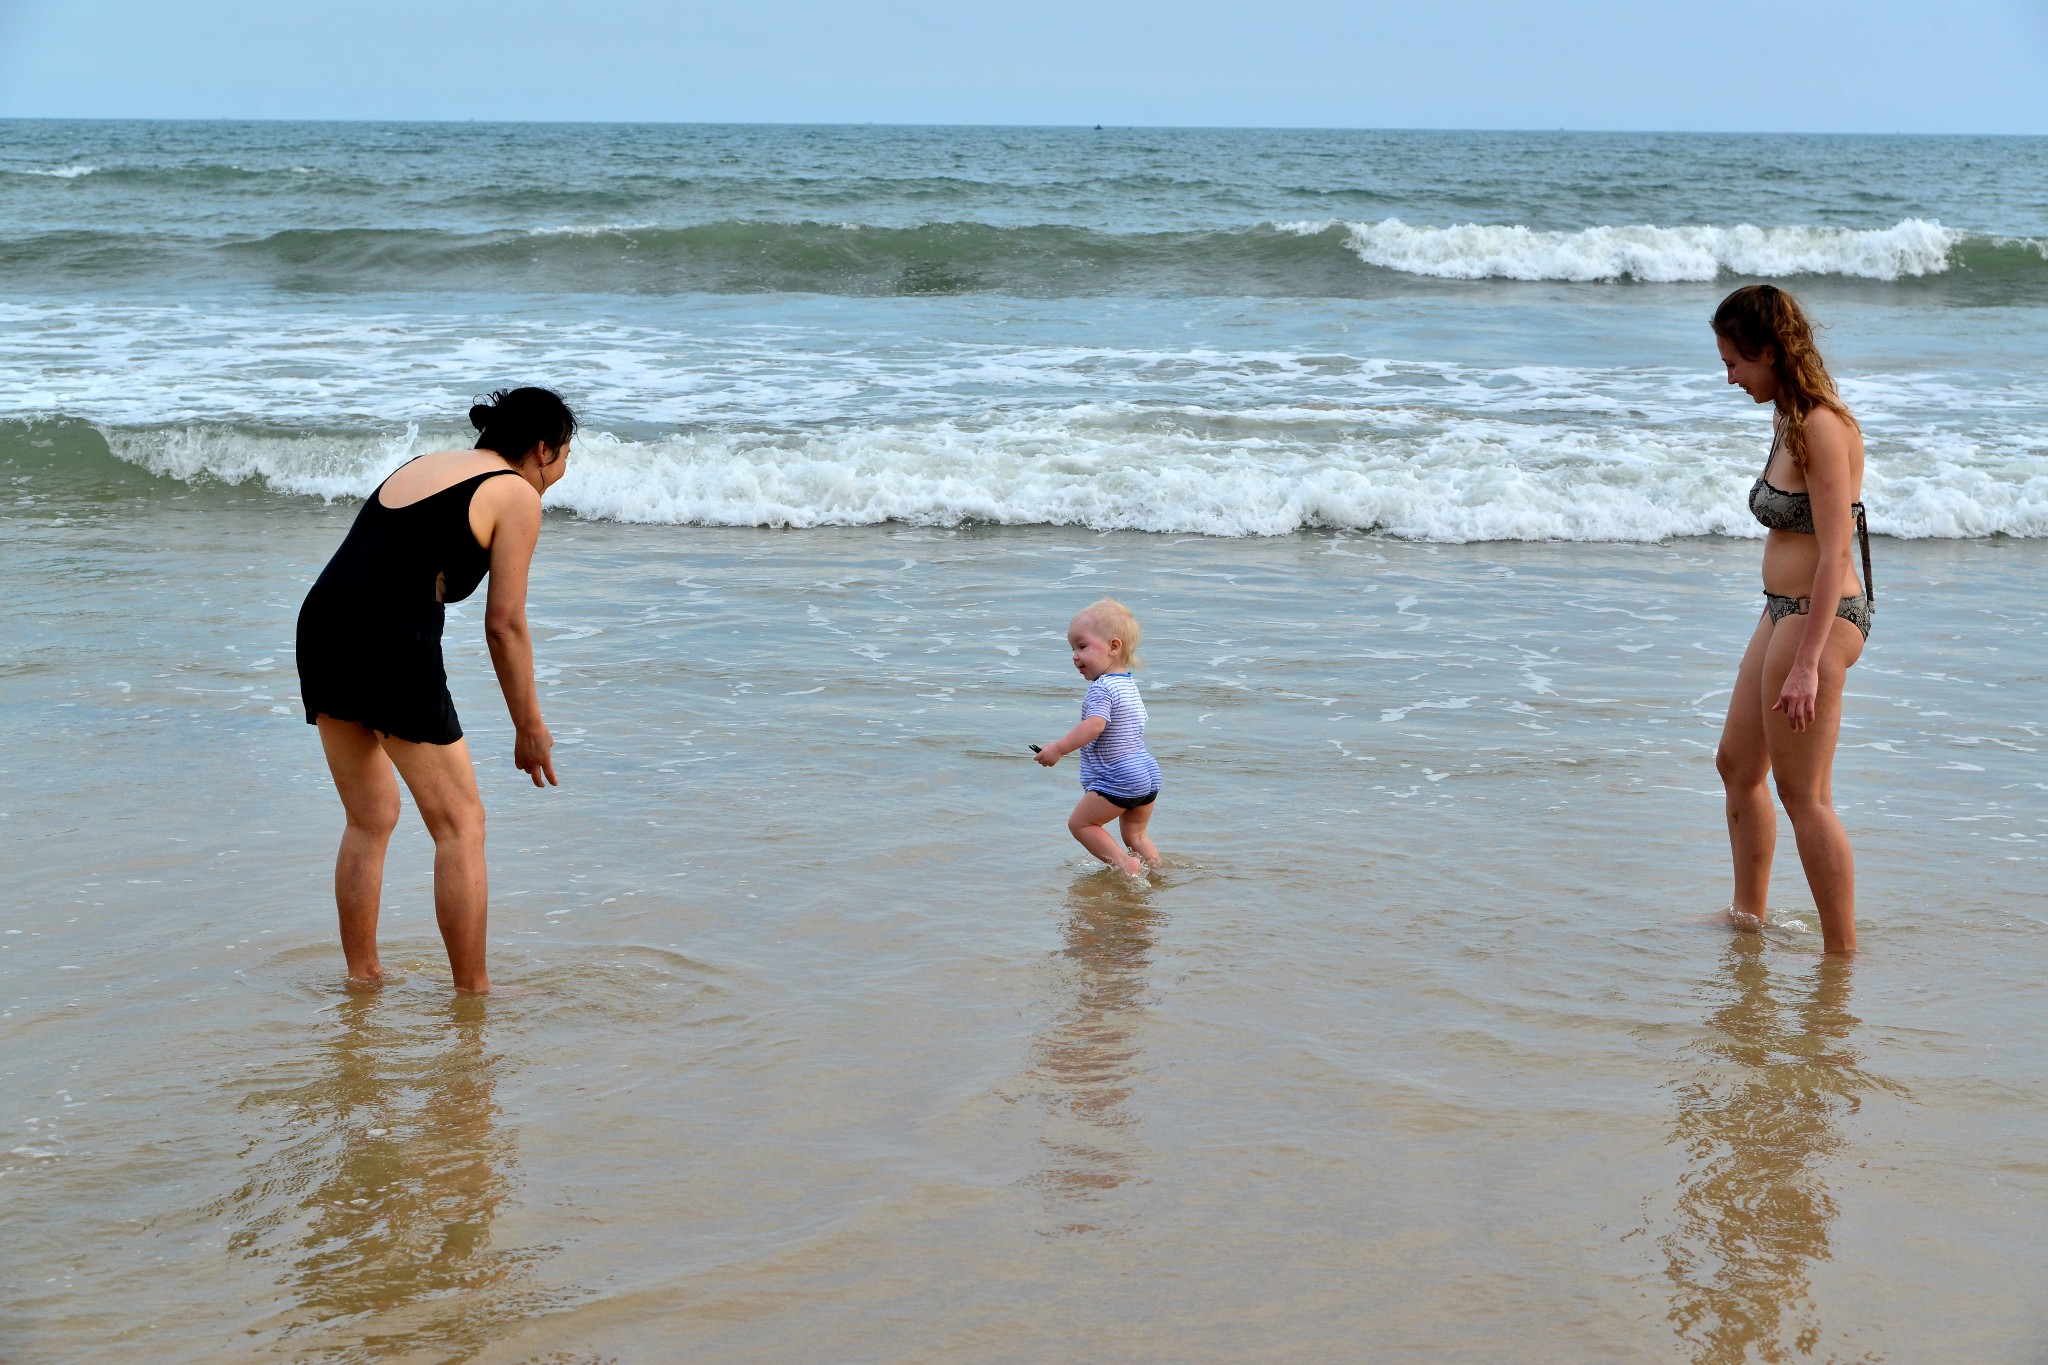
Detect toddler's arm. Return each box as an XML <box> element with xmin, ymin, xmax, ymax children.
<box><xmin>1036</xmin><ymin>715</ymin><xmax>1106</xmax><ymax>767</ymax></box>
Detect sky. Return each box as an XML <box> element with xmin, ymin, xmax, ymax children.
<box><xmin>1</xmin><ymin>0</ymin><xmax>2045</xmax><ymax>132</ymax></box>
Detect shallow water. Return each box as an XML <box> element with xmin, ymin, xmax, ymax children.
<box><xmin>4</xmin><ymin>481</ymin><xmax>2045</xmax><ymax>1361</ymax></box>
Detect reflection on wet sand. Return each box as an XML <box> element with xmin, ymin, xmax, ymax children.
<box><xmin>1020</xmin><ymin>870</ymin><xmax>1164</xmax><ymax>1236</ymax></box>
<box><xmin>214</xmin><ymin>994</ymin><xmax>557</xmax><ymax>1361</ymax></box>
<box><xmin>1662</xmin><ymin>941</ymin><xmax>1899</xmax><ymax>1364</ymax></box>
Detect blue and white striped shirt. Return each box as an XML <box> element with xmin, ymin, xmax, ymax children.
<box><xmin>1078</xmin><ymin>672</ymin><xmax>1161</xmax><ymax>800</ymax></box>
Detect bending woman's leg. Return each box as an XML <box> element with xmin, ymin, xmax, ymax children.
<box><xmin>381</xmin><ymin>734</ymin><xmax>492</xmax><ymax>992</ymax></box>
<box><xmin>1761</xmin><ymin>615</ymin><xmax>1864</xmax><ymax>953</ymax></box>
<box><xmin>317</xmin><ymin>717</ymin><xmax>401</xmax><ymax>981</ymax></box>
<box><xmin>1715</xmin><ymin>612</ymin><xmax>1777</xmax><ymax>922</ymax></box>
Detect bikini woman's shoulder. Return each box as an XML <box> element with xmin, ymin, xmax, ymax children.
<box><xmin>1803</xmin><ymin>404</ymin><xmax>1859</xmax><ymax>448</ymax></box>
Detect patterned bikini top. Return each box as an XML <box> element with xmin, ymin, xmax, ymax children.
<box><xmin>1747</xmin><ymin>421</ymin><xmax>1874</xmax><ymax>601</ymax></box>
<box><xmin>1747</xmin><ymin>475</ymin><xmax>1863</xmax><ymax>534</ymax></box>
<box><xmin>1748</xmin><ymin>424</ymin><xmax>1866</xmax><ymax>533</ymax></box>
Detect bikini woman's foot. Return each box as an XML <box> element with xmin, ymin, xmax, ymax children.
<box><xmin>1722</xmin><ymin>902</ymin><xmax>1767</xmax><ymax>933</ymax></box>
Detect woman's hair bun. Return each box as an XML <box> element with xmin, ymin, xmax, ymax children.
<box><xmin>467</xmin><ymin>385</ymin><xmax>577</xmax><ymax>460</ymax></box>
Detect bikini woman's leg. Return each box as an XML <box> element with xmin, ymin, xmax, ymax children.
<box><xmin>1069</xmin><ymin>792</ymin><xmax>1142</xmax><ymax>874</ymax></box>
<box><xmin>1716</xmin><ymin>611</ymin><xmax>1777</xmax><ymax>924</ymax></box>
<box><xmin>1761</xmin><ymin>615</ymin><xmax>1863</xmax><ymax>953</ymax></box>
<box><xmin>316</xmin><ymin>716</ymin><xmax>401</xmax><ymax>982</ymax></box>
<box><xmin>379</xmin><ymin>734</ymin><xmax>491</xmax><ymax>993</ymax></box>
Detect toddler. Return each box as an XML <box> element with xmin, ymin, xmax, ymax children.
<box><xmin>1035</xmin><ymin>598</ymin><xmax>1161</xmax><ymax>876</ymax></box>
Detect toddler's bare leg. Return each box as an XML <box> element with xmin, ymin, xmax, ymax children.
<box><xmin>1118</xmin><ymin>800</ymin><xmax>1160</xmax><ymax>867</ymax></box>
<box><xmin>1068</xmin><ymin>793</ymin><xmax>1142</xmax><ymax>874</ymax></box>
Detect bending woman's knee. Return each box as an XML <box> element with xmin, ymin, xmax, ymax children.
<box><xmin>343</xmin><ymin>794</ymin><xmax>400</xmax><ymax>838</ymax></box>
<box><xmin>422</xmin><ymin>797</ymin><xmax>486</xmax><ymax>846</ymax></box>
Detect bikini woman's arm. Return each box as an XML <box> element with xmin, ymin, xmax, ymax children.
<box><xmin>1773</xmin><ymin>408</ymin><xmax>1856</xmax><ymax>733</ymax></box>
<box><xmin>481</xmin><ymin>481</ymin><xmax>558</xmax><ymax>787</ymax></box>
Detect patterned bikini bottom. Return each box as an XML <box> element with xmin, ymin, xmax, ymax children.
<box><xmin>1764</xmin><ymin>591</ymin><xmax>1872</xmax><ymax>642</ymax></box>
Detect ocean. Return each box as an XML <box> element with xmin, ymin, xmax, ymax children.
<box><xmin>3</xmin><ymin>122</ymin><xmax>2045</xmax><ymax>1362</ymax></box>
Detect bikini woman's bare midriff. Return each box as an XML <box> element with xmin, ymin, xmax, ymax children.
<box><xmin>1758</xmin><ymin>434</ymin><xmax>1865</xmax><ymax>601</ymax></box>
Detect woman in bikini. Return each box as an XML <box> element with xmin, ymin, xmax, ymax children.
<box><xmin>1712</xmin><ymin>285</ymin><xmax>1872</xmax><ymax>954</ymax></box>
<box><xmin>296</xmin><ymin>386</ymin><xmax>575</xmax><ymax>993</ymax></box>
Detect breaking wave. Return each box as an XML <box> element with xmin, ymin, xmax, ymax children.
<box><xmin>2</xmin><ymin>217</ymin><xmax>2039</xmax><ymax>298</ymax></box>
<box><xmin>13</xmin><ymin>408</ymin><xmax>2041</xmax><ymax>542</ymax></box>
<box><xmin>1286</xmin><ymin>217</ymin><xmax>1982</xmax><ymax>283</ymax></box>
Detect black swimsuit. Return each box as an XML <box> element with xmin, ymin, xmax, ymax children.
<box><xmin>1747</xmin><ymin>425</ymin><xmax>1874</xmax><ymax>641</ymax></box>
<box><xmin>297</xmin><ymin>466</ymin><xmax>520</xmax><ymax>744</ymax></box>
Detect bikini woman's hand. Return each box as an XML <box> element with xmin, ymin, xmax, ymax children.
<box><xmin>1772</xmin><ymin>662</ymin><xmax>1820</xmax><ymax>733</ymax></box>
<box><xmin>516</xmin><ymin>721</ymin><xmax>558</xmax><ymax>787</ymax></box>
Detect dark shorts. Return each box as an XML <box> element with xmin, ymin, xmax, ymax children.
<box><xmin>1090</xmin><ymin>788</ymin><xmax>1158</xmax><ymax>810</ymax></box>
<box><xmin>297</xmin><ymin>594</ymin><xmax>464</xmax><ymax>745</ymax></box>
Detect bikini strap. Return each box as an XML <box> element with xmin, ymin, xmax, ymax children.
<box><xmin>1857</xmin><ymin>504</ymin><xmax>1875</xmax><ymax>605</ymax></box>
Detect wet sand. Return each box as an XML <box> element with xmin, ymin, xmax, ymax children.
<box><xmin>3</xmin><ymin>487</ymin><xmax>2045</xmax><ymax>1361</ymax></box>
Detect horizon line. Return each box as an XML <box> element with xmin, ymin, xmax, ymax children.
<box><xmin>1</xmin><ymin>115</ymin><xmax>2039</xmax><ymax>138</ymax></box>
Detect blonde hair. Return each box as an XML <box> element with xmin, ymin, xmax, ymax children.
<box><xmin>1712</xmin><ymin>283</ymin><xmax>1859</xmax><ymax>472</ymax></box>
<box><xmin>1078</xmin><ymin>598</ymin><xmax>1141</xmax><ymax>669</ymax></box>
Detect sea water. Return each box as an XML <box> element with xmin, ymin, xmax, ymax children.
<box><xmin>2</xmin><ymin>122</ymin><xmax>2045</xmax><ymax>1362</ymax></box>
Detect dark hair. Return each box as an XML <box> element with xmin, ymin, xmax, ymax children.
<box><xmin>1711</xmin><ymin>284</ymin><xmax>1856</xmax><ymax>471</ymax></box>
<box><xmin>469</xmin><ymin>386</ymin><xmax>577</xmax><ymax>462</ymax></box>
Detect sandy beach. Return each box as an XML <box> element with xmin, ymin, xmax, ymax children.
<box><xmin>4</xmin><ymin>471</ymin><xmax>2044</xmax><ymax>1358</ymax></box>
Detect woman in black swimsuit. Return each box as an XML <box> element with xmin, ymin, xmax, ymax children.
<box><xmin>1711</xmin><ymin>286</ymin><xmax>1868</xmax><ymax>954</ymax></box>
<box><xmin>298</xmin><ymin>387</ymin><xmax>575</xmax><ymax>993</ymax></box>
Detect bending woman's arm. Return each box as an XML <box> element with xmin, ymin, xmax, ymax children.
<box><xmin>479</xmin><ymin>480</ymin><xmax>557</xmax><ymax>786</ymax></box>
<box><xmin>1774</xmin><ymin>407</ymin><xmax>1857</xmax><ymax>733</ymax></box>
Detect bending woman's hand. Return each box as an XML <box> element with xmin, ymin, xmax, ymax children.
<box><xmin>516</xmin><ymin>721</ymin><xmax>558</xmax><ymax>787</ymax></box>
<box><xmin>1772</xmin><ymin>662</ymin><xmax>1821</xmax><ymax>733</ymax></box>
<box><xmin>477</xmin><ymin>472</ymin><xmax>559</xmax><ymax>784</ymax></box>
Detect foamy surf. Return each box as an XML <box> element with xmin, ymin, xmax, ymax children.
<box><xmin>73</xmin><ymin>408</ymin><xmax>2048</xmax><ymax>543</ymax></box>
<box><xmin>1280</xmin><ymin>218</ymin><xmax>1967</xmax><ymax>283</ymax></box>
<box><xmin>12</xmin><ymin>164</ymin><xmax>99</xmax><ymax>179</ymax></box>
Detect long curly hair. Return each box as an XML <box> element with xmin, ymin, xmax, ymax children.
<box><xmin>1712</xmin><ymin>284</ymin><xmax>1858</xmax><ymax>471</ymax></box>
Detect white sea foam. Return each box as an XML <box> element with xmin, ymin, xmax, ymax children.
<box><xmin>87</xmin><ymin>405</ymin><xmax>2048</xmax><ymax>543</ymax></box>
<box><xmin>16</xmin><ymin>164</ymin><xmax>98</xmax><ymax>179</ymax></box>
<box><xmin>102</xmin><ymin>424</ymin><xmax>430</xmax><ymax>503</ymax></box>
<box><xmin>10</xmin><ymin>300</ymin><xmax>2043</xmax><ymax>542</ymax></box>
<box><xmin>1279</xmin><ymin>218</ymin><xmax>1963</xmax><ymax>282</ymax></box>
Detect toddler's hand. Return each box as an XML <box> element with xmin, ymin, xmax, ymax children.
<box><xmin>1034</xmin><ymin>745</ymin><xmax>1060</xmax><ymax>767</ymax></box>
